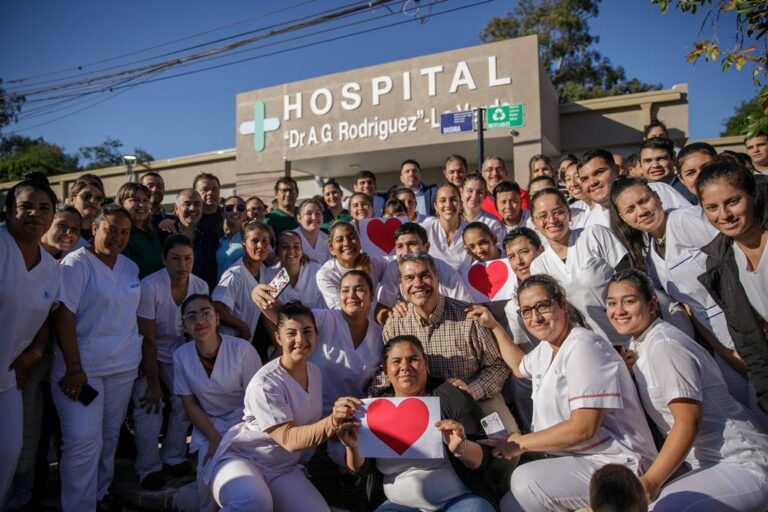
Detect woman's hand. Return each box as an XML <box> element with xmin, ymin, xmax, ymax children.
<box><xmin>390</xmin><ymin>301</ymin><xmax>409</xmax><ymax>319</ymax></box>
<box><xmin>336</xmin><ymin>422</ymin><xmax>359</xmax><ymax>449</ymax></box>
<box><xmin>478</xmin><ymin>436</ymin><xmax>523</xmax><ymax>460</ymax></box>
<box><xmin>158</xmin><ymin>218</ymin><xmax>178</xmax><ymax>233</ymax></box>
<box><xmin>10</xmin><ymin>350</ymin><xmax>42</xmax><ymax>390</ymax></box>
<box><xmin>331</xmin><ymin>396</ymin><xmax>361</xmax><ymax>430</ymax></box>
<box><xmin>435</xmin><ymin>419</ymin><xmax>466</xmax><ymax>454</ymax></box>
<box><xmin>59</xmin><ymin>368</ymin><xmax>88</xmax><ymax>401</ymax></box>
<box><xmin>638</xmin><ymin>475</ymin><xmax>662</xmax><ymax>503</ymax></box>
<box><xmin>446</xmin><ymin>377</ymin><xmax>471</xmax><ymax>395</ymax></box>
<box><xmin>619</xmin><ymin>348</ymin><xmax>637</xmax><ymax>375</ymax></box>
<box><xmin>354</xmin><ymin>254</ymin><xmax>371</xmax><ymax>272</ymax></box>
<box><xmin>251</xmin><ymin>284</ymin><xmax>281</xmax><ymax>311</ymax></box>
<box><xmin>465</xmin><ymin>305</ymin><xmax>499</xmax><ymax>329</ymax></box>
<box><xmin>204</xmin><ymin>433</ymin><xmax>222</xmax><ymax>465</ymax></box>
<box><xmin>140</xmin><ymin>382</ymin><xmax>163</xmax><ymax>414</ymax></box>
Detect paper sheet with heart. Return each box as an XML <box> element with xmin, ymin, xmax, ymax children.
<box><xmin>356</xmin><ymin>396</ymin><xmax>443</xmax><ymax>459</ymax></box>
<box><xmin>460</xmin><ymin>258</ymin><xmax>516</xmax><ymax>302</ymax></box>
<box><xmin>357</xmin><ymin>217</ymin><xmax>408</xmax><ymax>258</ymax></box>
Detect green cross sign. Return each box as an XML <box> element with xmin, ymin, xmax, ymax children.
<box><xmin>486</xmin><ymin>104</ymin><xmax>524</xmax><ymax>129</ymax></box>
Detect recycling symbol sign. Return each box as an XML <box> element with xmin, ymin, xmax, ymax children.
<box><xmin>486</xmin><ymin>104</ymin><xmax>524</xmax><ymax>130</ymax></box>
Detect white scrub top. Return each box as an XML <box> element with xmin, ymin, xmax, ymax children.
<box><xmin>377</xmin><ymin>257</ymin><xmax>472</xmax><ymax>307</ymax></box>
<box><xmin>632</xmin><ymin>320</ymin><xmax>768</xmax><ymax>476</ymax></box>
<box><xmin>293</xmin><ymin>228</ymin><xmax>331</xmax><ymax>264</ymax></box>
<box><xmin>580</xmin><ymin>204</ymin><xmax>610</xmax><ymax>229</ymax></box>
<box><xmin>464</xmin><ymin>210</ymin><xmax>506</xmax><ymax>245</ymax></box>
<box><xmin>520</xmin><ymin>326</ymin><xmax>657</xmax><ymax>469</ymax></box>
<box><xmin>309</xmin><ymin>309</ymin><xmax>383</xmax><ymax>413</ymax></box>
<box><xmin>208</xmin><ymin>359</ymin><xmax>324</xmax><ymax>481</ymax></box>
<box><xmin>173</xmin><ymin>335</ymin><xmax>262</xmax><ymax>452</ymax></box>
<box><xmin>316</xmin><ymin>256</ymin><xmax>387</xmax><ymax>310</ymax></box>
<box><xmin>733</xmin><ymin>244</ymin><xmax>768</xmax><ymax>322</ymax></box>
<box><xmin>54</xmin><ymin>248</ymin><xmax>141</xmax><ymax>378</ymax></box>
<box><xmin>529</xmin><ymin>226</ymin><xmax>629</xmax><ymax>346</ymax></box>
<box><xmin>422</xmin><ymin>217</ymin><xmax>472</xmax><ymax>268</ymax></box>
<box><xmin>137</xmin><ymin>269</ymin><xmax>209</xmax><ymax>364</ymax></box>
<box><xmin>211</xmin><ymin>258</ymin><xmax>267</xmax><ymax>338</ymax></box>
<box><xmin>264</xmin><ymin>263</ymin><xmax>326</xmax><ymax>309</ymax></box>
<box><xmin>0</xmin><ymin>226</ymin><xmax>61</xmax><ymax>392</ymax></box>
<box><xmin>581</xmin><ymin>183</ymin><xmax>689</xmax><ymax>230</ymax></box>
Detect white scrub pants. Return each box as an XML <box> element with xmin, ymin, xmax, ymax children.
<box><xmin>52</xmin><ymin>369</ymin><xmax>136</xmax><ymax>512</ymax></box>
<box><xmin>0</xmin><ymin>387</ymin><xmax>23</xmax><ymax>508</ymax></box>
<box><xmin>132</xmin><ymin>362</ymin><xmax>190</xmax><ymax>480</ymax></box>
<box><xmin>651</xmin><ymin>464</ymin><xmax>768</xmax><ymax>512</ymax></box>
<box><xmin>501</xmin><ymin>455</ymin><xmax>636</xmax><ymax>512</ymax></box>
<box><xmin>211</xmin><ymin>457</ymin><xmax>330</xmax><ymax>512</ymax></box>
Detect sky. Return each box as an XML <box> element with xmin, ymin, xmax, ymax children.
<box><xmin>1</xmin><ymin>0</ymin><xmax>760</xmax><ymax>161</ymax></box>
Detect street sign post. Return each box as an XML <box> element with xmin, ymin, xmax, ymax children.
<box><xmin>439</xmin><ymin>111</ymin><xmax>474</xmax><ymax>134</ymax></box>
<box><xmin>486</xmin><ymin>104</ymin><xmax>524</xmax><ymax>130</ymax></box>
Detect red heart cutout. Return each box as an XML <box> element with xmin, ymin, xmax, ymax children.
<box><xmin>467</xmin><ymin>260</ymin><xmax>509</xmax><ymax>299</ymax></box>
<box><xmin>366</xmin><ymin>398</ymin><xmax>429</xmax><ymax>455</ymax></box>
<box><xmin>365</xmin><ymin>218</ymin><xmax>402</xmax><ymax>254</ymax></box>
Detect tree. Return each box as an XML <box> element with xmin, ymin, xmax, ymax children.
<box><xmin>0</xmin><ymin>81</ymin><xmax>25</xmax><ymax>135</ymax></box>
<box><xmin>651</xmin><ymin>0</ymin><xmax>767</xmax><ymax>94</ymax></box>
<box><xmin>0</xmin><ymin>135</ymin><xmax>79</xmax><ymax>182</ymax></box>
<box><xmin>480</xmin><ymin>0</ymin><xmax>661</xmax><ymax>103</ymax></box>
<box><xmin>79</xmin><ymin>136</ymin><xmax>154</xmax><ymax>170</ymax></box>
<box><xmin>721</xmin><ymin>95</ymin><xmax>764</xmax><ymax>136</ymax></box>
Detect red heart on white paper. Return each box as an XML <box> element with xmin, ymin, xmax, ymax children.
<box><xmin>366</xmin><ymin>398</ymin><xmax>429</xmax><ymax>455</ymax></box>
<box><xmin>365</xmin><ymin>218</ymin><xmax>402</xmax><ymax>254</ymax></box>
<box><xmin>467</xmin><ymin>260</ymin><xmax>509</xmax><ymax>299</ymax></box>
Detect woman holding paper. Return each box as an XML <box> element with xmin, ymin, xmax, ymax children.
<box><xmin>474</xmin><ymin>274</ymin><xmax>657</xmax><ymax>512</ymax></box>
<box><xmin>268</xmin><ymin>230</ymin><xmax>325</xmax><ymax>309</ymax></box>
<box><xmin>206</xmin><ymin>301</ymin><xmax>359</xmax><ymax>511</ymax></box>
<box><xmin>337</xmin><ymin>335</ymin><xmax>497</xmax><ymax>512</ymax></box>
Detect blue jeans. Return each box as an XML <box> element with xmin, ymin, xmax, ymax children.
<box><xmin>375</xmin><ymin>493</ymin><xmax>495</xmax><ymax>512</ymax></box>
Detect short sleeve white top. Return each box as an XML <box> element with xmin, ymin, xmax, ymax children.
<box><xmin>263</xmin><ymin>262</ymin><xmax>326</xmax><ymax>310</ymax></box>
<box><xmin>211</xmin><ymin>258</ymin><xmax>267</xmax><ymax>337</ymax></box>
<box><xmin>632</xmin><ymin>320</ymin><xmax>768</xmax><ymax>476</ymax></box>
<box><xmin>648</xmin><ymin>181</ymin><xmax>691</xmax><ymax>212</ymax></box>
<box><xmin>520</xmin><ymin>326</ymin><xmax>657</xmax><ymax>469</ymax></box>
<box><xmin>464</xmin><ymin>210</ymin><xmax>506</xmax><ymax>245</ymax></box>
<box><xmin>173</xmin><ymin>335</ymin><xmax>262</xmax><ymax>452</ymax></box>
<box><xmin>54</xmin><ymin>248</ymin><xmax>141</xmax><ymax>378</ymax></box>
<box><xmin>293</xmin><ymin>228</ymin><xmax>331</xmax><ymax>264</ymax></box>
<box><xmin>211</xmin><ymin>359</ymin><xmax>324</xmax><ymax>480</ymax></box>
<box><xmin>137</xmin><ymin>269</ymin><xmax>209</xmax><ymax>364</ymax></box>
<box><xmin>733</xmin><ymin>243</ymin><xmax>768</xmax><ymax>322</ymax></box>
<box><xmin>422</xmin><ymin>217</ymin><xmax>472</xmax><ymax>268</ymax></box>
<box><xmin>529</xmin><ymin>226</ymin><xmax>629</xmax><ymax>346</ymax></box>
<box><xmin>377</xmin><ymin>257</ymin><xmax>472</xmax><ymax>307</ymax></box>
<box><xmin>316</xmin><ymin>256</ymin><xmax>387</xmax><ymax>309</ymax></box>
<box><xmin>309</xmin><ymin>309</ymin><xmax>383</xmax><ymax>413</ymax></box>
<box><xmin>0</xmin><ymin>226</ymin><xmax>61</xmax><ymax>392</ymax></box>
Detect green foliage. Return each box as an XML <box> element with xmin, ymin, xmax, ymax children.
<box><xmin>79</xmin><ymin>137</ymin><xmax>154</xmax><ymax>170</ymax></box>
<box><xmin>721</xmin><ymin>95</ymin><xmax>763</xmax><ymax>135</ymax></box>
<box><xmin>480</xmin><ymin>0</ymin><xmax>661</xmax><ymax>103</ymax></box>
<box><xmin>0</xmin><ymin>83</ymin><xmax>25</xmax><ymax>134</ymax></box>
<box><xmin>0</xmin><ymin>135</ymin><xmax>79</xmax><ymax>182</ymax></box>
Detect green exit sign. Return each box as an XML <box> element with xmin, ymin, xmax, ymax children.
<box><xmin>486</xmin><ymin>104</ymin><xmax>524</xmax><ymax>129</ymax></box>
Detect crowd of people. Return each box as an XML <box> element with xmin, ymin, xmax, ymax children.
<box><xmin>2</xmin><ymin>122</ymin><xmax>768</xmax><ymax>512</ymax></box>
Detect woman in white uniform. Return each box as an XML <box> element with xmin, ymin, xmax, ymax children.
<box><xmin>212</xmin><ymin>220</ymin><xmax>272</xmax><ymax>341</ymax></box>
<box><xmin>423</xmin><ymin>183</ymin><xmax>472</xmax><ymax>268</ymax></box>
<box><xmin>294</xmin><ymin>198</ymin><xmax>331</xmax><ymax>264</ymax></box>
<box><xmin>206</xmin><ymin>301</ymin><xmax>357</xmax><ymax>511</ymax></box>
<box><xmin>528</xmin><ymin>187</ymin><xmax>631</xmax><ymax>346</ymax></box>
<box><xmin>461</xmin><ymin>173</ymin><xmax>506</xmax><ymax>243</ymax></box>
<box><xmin>173</xmin><ymin>293</ymin><xmax>262</xmax><ymax>512</ymax></box>
<box><xmin>477</xmin><ymin>274</ymin><xmax>657</xmax><ymax>511</ymax></box>
<box><xmin>316</xmin><ymin>221</ymin><xmax>387</xmax><ymax>309</ymax></box>
<box><xmin>0</xmin><ymin>179</ymin><xmax>59</xmax><ymax>508</ymax></box>
<box><xmin>696</xmin><ymin>160</ymin><xmax>768</xmax><ymax>415</ymax></box>
<box><xmin>53</xmin><ymin>204</ymin><xmax>142</xmax><ymax>511</ymax></box>
<box><xmin>268</xmin><ymin>230</ymin><xmax>325</xmax><ymax>309</ymax></box>
<box><xmin>131</xmin><ymin>235</ymin><xmax>209</xmax><ymax>489</ymax></box>
<box><xmin>609</xmin><ymin>176</ymin><xmax>756</xmax><ymax>409</ymax></box>
<box><xmin>606</xmin><ymin>269</ymin><xmax>768</xmax><ymax>511</ymax></box>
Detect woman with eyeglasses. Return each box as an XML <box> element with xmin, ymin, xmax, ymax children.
<box><xmin>528</xmin><ymin>187</ymin><xmax>631</xmax><ymax>346</ymax></box>
<box><xmin>130</xmin><ymin>235</ymin><xmax>209</xmax><ymax>490</ymax></box>
<box><xmin>478</xmin><ymin>275</ymin><xmax>656</xmax><ymax>512</ymax></box>
<box><xmin>65</xmin><ymin>176</ymin><xmax>105</xmax><ymax>246</ymax></box>
<box><xmin>1</xmin><ymin>179</ymin><xmax>60</xmax><ymax>507</ymax></box>
<box><xmin>316</xmin><ymin>221</ymin><xmax>387</xmax><ymax>310</ymax></box>
<box><xmin>294</xmin><ymin>198</ymin><xmax>331</xmax><ymax>264</ymax></box>
<box><xmin>41</xmin><ymin>204</ymin><xmax>82</xmax><ymax>260</ymax></box>
<box><xmin>52</xmin><ymin>204</ymin><xmax>143</xmax><ymax>511</ymax></box>
<box><xmin>118</xmin><ymin>182</ymin><xmax>164</xmax><ymax>279</ymax></box>
<box><xmin>605</xmin><ymin>270</ymin><xmax>768</xmax><ymax>510</ymax></box>
<box><xmin>173</xmin><ymin>294</ymin><xmax>262</xmax><ymax>512</ymax></box>
<box><xmin>216</xmin><ymin>196</ymin><xmax>247</xmax><ymax>280</ymax></box>
<box><xmin>212</xmin><ymin>221</ymin><xmax>272</xmax><ymax>343</ymax></box>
